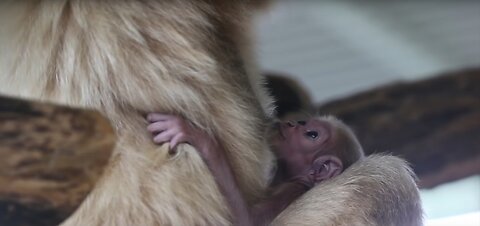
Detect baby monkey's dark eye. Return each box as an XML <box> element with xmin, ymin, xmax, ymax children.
<box><xmin>297</xmin><ymin>120</ymin><xmax>306</xmax><ymax>125</ymax></box>
<box><xmin>305</xmin><ymin>131</ymin><xmax>318</xmax><ymax>139</ymax></box>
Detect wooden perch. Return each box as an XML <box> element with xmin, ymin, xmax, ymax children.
<box><xmin>0</xmin><ymin>96</ymin><xmax>115</xmax><ymax>226</ymax></box>
<box><xmin>317</xmin><ymin>68</ymin><xmax>480</xmax><ymax>188</ymax></box>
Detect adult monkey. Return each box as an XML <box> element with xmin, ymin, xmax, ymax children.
<box><xmin>0</xmin><ymin>1</ymin><xmax>422</xmax><ymax>226</ymax></box>
<box><xmin>0</xmin><ymin>1</ymin><xmax>275</xmax><ymax>225</ymax></box>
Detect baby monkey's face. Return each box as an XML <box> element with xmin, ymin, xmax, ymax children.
<box><xmin>272</xmin><ymin>118</ymin><xmax>332</xmax><ymax>164</ymax></box>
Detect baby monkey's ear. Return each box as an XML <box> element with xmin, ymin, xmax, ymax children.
<box><xmin>310</xmin><ymin>155</ymin><xmax>343</xmax><ymax>183</ymax></box>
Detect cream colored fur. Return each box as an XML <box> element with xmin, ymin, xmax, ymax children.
<box><xmin>0</xmin><ymin>1</ymin><xmax>274</xmax><ymax>225</ymax></box>
<box><xmin>274</xmin><ymin>154</ymin><xmax>423</xmax><ymax>226</ymax></box>
<box><xmin>0</xmin><ymin>1</ymin><xmax>422</xmax><ymax>225</ymax></box>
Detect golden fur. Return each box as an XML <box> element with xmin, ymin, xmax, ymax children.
<box><xmin>0</xmin><ymin>1</ymin><xmax>422</xmax><ymax>225</ymax></box>
<box><xmin>274</xmin><ymin>154</ymin><xmax>423</xmax><ymax>226</ymax></box>
<box><xmin>1</xmin><ymin>1</ymin><xmax>274</xmax><ymax>225</ymax></box>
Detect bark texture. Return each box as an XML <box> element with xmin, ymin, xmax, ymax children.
<box><xmin>0</xmin><ymin>96</ymin><xmax>115</xmax><ymax>226</ymax></box>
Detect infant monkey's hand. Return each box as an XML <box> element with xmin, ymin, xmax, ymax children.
<box><xmin>146</xmin><ymin>113</ymin><xmax>220</xmax><ymax>160</ymax></box>
<box><xmin>146</xmin><ymin>113</ymin><xmax>194</xmax><ymax>149</ymax></box>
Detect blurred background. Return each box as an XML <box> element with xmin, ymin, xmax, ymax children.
<box><xmin>254</xmin><ymin>1</ymin><xmax>480</xmax><ymax>225</ymax></box>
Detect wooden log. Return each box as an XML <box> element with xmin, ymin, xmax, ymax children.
<box><xmin>317</xmin><ymin>68</ymin><xmax>480</xmax><ymax>188</ymax></box>
<box><xmin>0</xmin><ymin>96</ymin><xmax>115</xmax><ymax>226</ymax></box>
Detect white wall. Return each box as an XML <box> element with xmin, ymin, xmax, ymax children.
<box><xmin>256</xmin><ymin>1</ymin><xmax>480</xmax><ymax>103</ymax></box>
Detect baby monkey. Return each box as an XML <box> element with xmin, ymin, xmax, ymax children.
<box><xmin>147</xmin><ymin>114</ymin><xmax>364</xmax><ymax>226</ymax></box>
